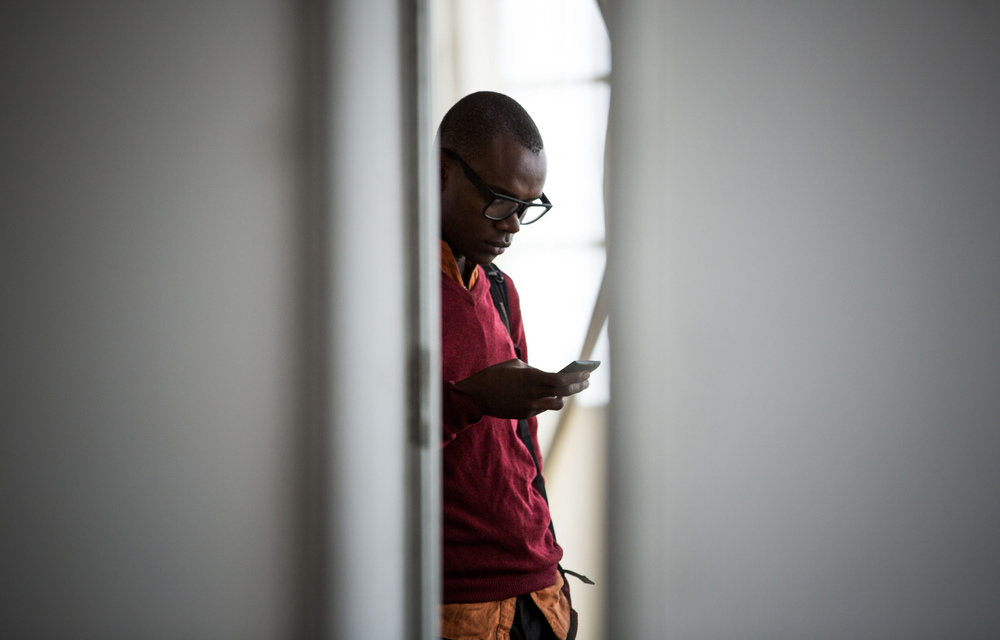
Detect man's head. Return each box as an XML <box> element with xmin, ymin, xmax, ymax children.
<box><xmin>439</xmin><ymin>91</ymin><xmax>544</xmax><ymax>161</ymax></box>
<box><xmin>438</xmin><ymin>92</ymin><xmax>548</xmax><ymax>269</ymax></box>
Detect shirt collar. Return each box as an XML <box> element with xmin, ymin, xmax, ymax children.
<box><xmin>440</xmin><ymin>240</ymin><xmax>479</xmax><ymax>290</ymax></box>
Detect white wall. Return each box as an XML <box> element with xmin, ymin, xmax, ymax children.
<box><xmin>0</xmin><ymin>2</ymin><xmax>430</xmax><ymax>638</ymax></box>
<box><xmin>606</xmin><ymin>3</ymin><xmax>1000</xmax><ymax>638</ymax></box>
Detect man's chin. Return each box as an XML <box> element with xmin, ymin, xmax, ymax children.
<box><xmin>470</xmin><ymin>253</ymin><xmax>497</xmax><ymax>267</ymax></box>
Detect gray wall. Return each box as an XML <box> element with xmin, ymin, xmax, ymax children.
<box><xmin>0</xmin><ymin>1</ymin><xmax>428</xmax><ymax>638</ymax></box>
<box><xmin>606</xmin><ymin>2</ymin><xmax>1000</xmax><ymax>639</ymax></box>
<box><xmin>0</xmin><ymin>3</ymin><xmax>302</xmax><ymax>637</ymax></box>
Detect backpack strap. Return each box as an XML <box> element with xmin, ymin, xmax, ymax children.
<box><xmin>483</xmin><ymin>263</ymin><xmax>594</xmax><ymax>602</ymax></box>
<box><xmin>483</xmin><ymin>265</ymin><xmax>548</xmax><ymax>504</ymax></box>
<box><xmin>483</xmin><ymin>264</ymin><xmax>519</xmax><ymax>359</ymax></box>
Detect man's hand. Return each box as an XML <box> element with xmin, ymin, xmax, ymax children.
<box><xmin>455</xmin><ymin>359</ymin><xmax>591</xmax><ymax>420</ymax></box>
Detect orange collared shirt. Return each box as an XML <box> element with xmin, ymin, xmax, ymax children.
<box><xmin>440</xmin><ymin>240</ymin><xmax>480</xmax><ymax>290</ymax></box>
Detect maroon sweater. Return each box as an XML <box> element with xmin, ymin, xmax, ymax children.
<box><xmin>441</xmin><ymin>264</ymin><xmax>563</xmax><ymax>603</ymax></box>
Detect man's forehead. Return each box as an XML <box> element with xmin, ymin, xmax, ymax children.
<box><xmin>474</xmin><ymin>135</ymin><xmax>546</xmax><ymax>180</ymax></box>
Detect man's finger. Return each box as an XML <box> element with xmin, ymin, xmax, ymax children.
<box><xmin>556</xmin><ymin>370</ymin><xmax>590</xmax><ymax>385</ymax></box>
<box><xmin>537</xmin><ymin>396</ymin><xmax>566</xmax><ymax>412</ymax></box>
<box><xmin>547</xmin><ymin>379</ymin><xmax>590</xmax><ymax>398</ymax></box>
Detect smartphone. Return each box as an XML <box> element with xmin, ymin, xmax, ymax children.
<box><xmin>559</xmin><ymin>360</ymin><xmax>601</xmax><ymax>374</ymax></box>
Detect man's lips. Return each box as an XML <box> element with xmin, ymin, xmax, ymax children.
<box><xmin>485</xmin><ymin>240</ymin><xmax>510</xmax><ymax>254</ymax></box>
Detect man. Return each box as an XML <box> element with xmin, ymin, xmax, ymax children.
<box><xmin>438</xmin><ymin>91</ymin><xmax>592</xmax><ymax>640</ymax></box>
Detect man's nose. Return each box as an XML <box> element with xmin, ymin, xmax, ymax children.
<box><xmin>495</xmin><ymin>211</ymin><xmax>521</xmax><ymax>233</ymax></box>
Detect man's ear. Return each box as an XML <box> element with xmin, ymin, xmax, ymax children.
<box><xmin>440</xmin><ymin>155</ymin><xmax>449</xmax><ymax>192</ymax></box>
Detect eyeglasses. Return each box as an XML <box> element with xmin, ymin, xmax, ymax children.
<box><xmin>442</xmin><ymin>148</ymin><xmax>553</xmax><ymax>225</ymax></box>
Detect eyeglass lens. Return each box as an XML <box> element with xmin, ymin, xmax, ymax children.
<box><xmin>484</xmin><ymin>199</ymin><xmax>548</xmax><ymax>224</ymax></box>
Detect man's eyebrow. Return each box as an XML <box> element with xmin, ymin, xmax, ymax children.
<box><xmin>487</xmin><ymin>183</ymin><xmax>520</xmax><ymax>199</ymax></box>
<box><xmin>487</xmin><ymin>182</ymin><xmax>541</xmax><ymax>201</ymax></box>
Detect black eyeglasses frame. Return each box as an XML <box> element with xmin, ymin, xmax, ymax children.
<box><xmin>441</xmin><ymin>148</ymin><xmax>553</xmax><ymax>224</ymax></box>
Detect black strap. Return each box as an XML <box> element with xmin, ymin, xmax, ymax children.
<box><xmin>484</xmin><ymin>265</ymin><xmax>551</xmax><ymax>530</ymax></box>
<box><xmin>561</xmin><ymin>568</ymin><xmax>595</xmax><ymax>586</ymax></box>
<box><xmin>483</xmin><ymin>264</ymin><xmax>592</xmax><ymax>591</ymax></box>
<box><xmin>483</xmin><ymin>264</ymin><xmax>520</xmax><ymax>359</ymax></box>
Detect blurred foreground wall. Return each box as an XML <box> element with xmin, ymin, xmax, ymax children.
<box><xmin>0</xmin><ymin>2</ymin><xmax>434</xmax><ymax>638</ymax></box>
<box><xmin>606</xmin><ymin>2</ymin><xmax>1000</xmax><ymax>638</ymax></box>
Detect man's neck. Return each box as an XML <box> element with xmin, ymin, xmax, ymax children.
<box><xmin>455</xmin><ymin>256</ymin><xmax>475</xmax><ymax>285</ymax></box>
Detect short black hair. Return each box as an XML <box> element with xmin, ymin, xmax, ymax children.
<box><xmin>438</xmin><ymin>91</ymin><xmax>544</xmax><ymax>160</ymax></box>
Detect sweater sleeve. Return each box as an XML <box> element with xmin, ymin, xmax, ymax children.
<box><xmin>441</xmin><ymin>381</ymin><xmax>483</xmax><ymax>446</ymax></box>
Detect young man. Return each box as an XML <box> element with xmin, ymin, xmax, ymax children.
<box><xmin>438</xmin><ymin>92</ymin><xmax>592</xmax><ymax>640</ymax></box>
